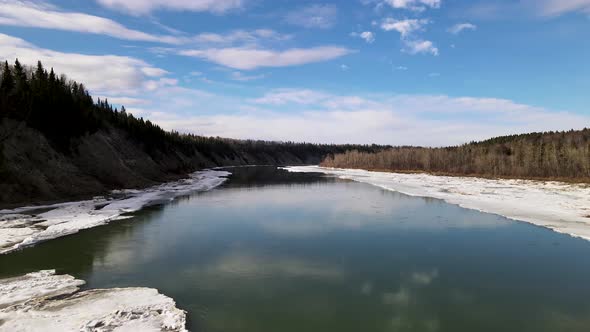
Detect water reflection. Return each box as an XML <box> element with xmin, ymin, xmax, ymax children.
<box><xmin>220</xmin><ymin>166</ymin><xmax>337</xmax><ymax>189</ymax></box>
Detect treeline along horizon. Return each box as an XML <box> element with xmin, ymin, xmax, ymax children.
<box><xmin>2</xmin><ymin>60</ymin><xmax>588</xmax><ymax>182</ymax></box>
<box><xmin>0</xmin><ymin>59</ymin><xmax>386</xmax><ymax>162</ymax></box>
<box><xmin>321</xmin><ymin>130</ymin><xmax>590</xmax><ymax>181</ymax></box>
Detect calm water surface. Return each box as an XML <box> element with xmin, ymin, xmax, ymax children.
<box><xmin>2</xmin><ymin>166</ymin><xmax>590</xmax><ymax>331</ymax></box>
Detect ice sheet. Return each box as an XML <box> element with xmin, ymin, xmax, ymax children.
<box><xmin>285</xmin><ymin>166</ymin><xmax>590</xmax><ymax>241</ymax></box>
<box><xmin>0</xmin><ymin>170</ymin><xmax>230</xmax><ymax>254</ymax></box>
<box><xmin>0</xmin><ymin>270</ymin><xmax>186</xmax><ymax>332</ymax></box>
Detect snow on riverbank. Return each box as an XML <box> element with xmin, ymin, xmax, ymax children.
<box><xmin>0</xmin><ymin>270</ymin><xmax>187</xmax><ymax>331</ymax></box>
<box><xmin>0</xmin><ymin>170</ymin><xmax>231</xmax><ymax>254</ymax></box>
<box><xmin>285</xmin><ymin>166</ymin><xmax>590</xmax><ymax>241</ymax></box>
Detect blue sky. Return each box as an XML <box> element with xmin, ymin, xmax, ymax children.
<box><xmin>0</xmin><ymin>0</ymin><xmax>589</xmax><ymax>145</ymax></box>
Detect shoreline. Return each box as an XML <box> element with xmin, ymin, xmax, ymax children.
<box><xmin>331</xmin><ymin>167</ymin><xmax>590</xmax><ymax>185</ymax></box>
<box><xmin>0</xmin><ymin>169</ymin><xmax>231</xmax><ymax>255</ymax></box>
<box><xmin>285</xmin><ymin>166</ymin><xmax>590</xmax><ymax>242</ymax></box>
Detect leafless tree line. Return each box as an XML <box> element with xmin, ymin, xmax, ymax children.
<box><xmin>321</xmin><ymin>129</ymin><xmax>590</xmax><ymax>181</ymax></box>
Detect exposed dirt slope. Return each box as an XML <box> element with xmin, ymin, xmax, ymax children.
<box><xmin>0</xmin><ymin>120</ymin><xmax>318</xmax><ymax>207</ymax></box>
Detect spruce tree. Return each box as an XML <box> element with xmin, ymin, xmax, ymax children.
<box><xmin>49</xmin><ymin>68</ymin><xmax>56</xmax><ymax>83</ymax></box>
<box><xmin>0</xmin><ymin>61</ymin><xmax>14</xmax><ymax>94</ymax></box>
<box><xmin>13</xmin><ymin>59</ymin><xmax>27</xmax><ymax>92</ymax></box>
<box><xmin>35</xmin><ymin>61</ymin><xmax>46</xmax><ymax>82</ymax></box>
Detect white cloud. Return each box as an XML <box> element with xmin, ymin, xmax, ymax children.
<box><xmin>381</xmin><ymin>0</ymin><xmax>441</xmax><ymax>11</ymax></box>
<box><xmin>0</xmin><ymin>33</ymin><xmax>168</xmax><ymax>96</ymax></box>
<box><xmin>252</xmin><ymin>89</ymin><xmax>329</xmax><ymax>105</ymax></box>
<box><xmin>285</xmin><ymin>4</ymin><xmax>338</xmax><ymax>29</ymax></box>
<box><xmin>380</xmin><ymin>18</ymin><xmax>429</xmax><ymax>37</ymax></box>
<box><xmin>179</xmin><ymin>46</ymin><xmax>353</xmax><ymax>70</ymax></box>
<box><xmin>532</xmin><ymin>0</ymin><xmax>590</xmax><ymax>16</ymax></box>
<box><xmin>192</xmin><ymin>29</ymin><xmax>291</xmax><ymax>46</ymax></box>
<box><xmin>0</xmin><ymin>2</ymin><xmax>291</xmax><ymax>47</ymax></box>
<box><xmin>144</xmin><ymin>77</ymin><xmax>178</xmax><ymax>91</ymax></box>
<box><xmin>141</xmin><ymin>67</ymin><xmax>169</xmax><ymax>77</ymax></box>
<box><xmin>448</xmin><ymin>23</ymin><xmax>477</xmax><ymax>34</ymax></box>
<box><xmin>403</xmin><ymin>39</ymin><xmax>439</xmax><ymax>55</ymax></box>
<box><xmin>395</xmin><ymin>66</ymin><xmax>408</xmax><ymax>70</ymax></box>
<box><xmin>0</xmin><ymin>0</ymin><xmax>185</xmax><ymax>44</ymax></box>
<box><xmin>230</xmin><ymin>71</ymin><xmax>265</xmax><ymax>81</ymax></box>
<box><xmin>129</xmin><ymin>88</ymin><xmax>590</xmax><ymax>147</ymax></box>
<box><xmin>95</xmin><ymin>0</ymin><xmax>245</xmax><ymax>15</ymax></box>
<box><xmin>350</xmin><ymin>31</ymin><xmax>375</xmax><ymax>43</ymax></box>
<box><xmin>379</xmin><ymin>18</ymin><xmax>438</xmax><ymax>56</ymax></box>
<box><xmin>461</xmin><ymin>1</ymin><xmax>590</xmax><ymax>19</ymax></box>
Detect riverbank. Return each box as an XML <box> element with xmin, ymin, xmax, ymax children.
<box><xmin>285</xmin><ymin>166</ymin><xmax>590</xmax><ymax>241</ymax></box>
<box><xmin>0</xmin><ymin>169</ymin><xmax>230</xmax><ymax>254</ymax></box>
<box><xmin>0</xmin><ymin>118</ymin><xmax>377</xmax><ymax>208</ymax></box>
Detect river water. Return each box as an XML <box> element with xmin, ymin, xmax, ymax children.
<box><xmin>1</xmin><ymin>166</ymin><xmax>590</xmax><ymax>331</ymax></box>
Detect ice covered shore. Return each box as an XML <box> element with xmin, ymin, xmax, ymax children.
<box><xmin>285</xmin><ymin>166</ymin><xmax>590</xmax><ymax>241</ymax></box>
<box><xmin>0</xmin><ymin>270</ymin><xmax>187</xmax><ymax>331</ymax></box>
<box><xmin>0</xmin><ymin>170</ymin><xmax>230</xmax><ymax>254</ymax></box>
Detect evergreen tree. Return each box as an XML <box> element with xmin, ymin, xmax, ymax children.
<box><xmin>49</xmin><ymin>68</ymin><xmax>56</xmax><ymax>83</ymax></box>
<box><xmin>13</xmin><ymin>59</ymin><xmax>27</xmax><ymax>92</ymax></box>
<box><xmin>0</xmin><ymin>61</ymin><xmax>15</xmax><ymax>118</ymax></box>
<box><xmin>35</xmin><ymin>61</ymin><xmax>46</xmax><ymax>82</ymax></box>
<box><xmin>1</xmin><ymin>61</ymin><xmax>14</xmax><ymax>93</ymax></box>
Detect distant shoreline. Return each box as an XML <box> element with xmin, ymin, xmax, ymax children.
<box><xmin>337</xmin><ymin>167</ymin><xmax>590</xmax><ymax>185</ymax></box>
<box><xmin>286</xmin><ymin>166</ymin><xmax>590</xmax><ymax>242</ymax></box>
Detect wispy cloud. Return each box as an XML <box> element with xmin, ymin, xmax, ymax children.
<box><xmin>284</xmin><ymin>4</ymin><xmax>338</xmax><ymax>29</ymax></box>
<box><xmin>0</xmin><ymin>0</ymin><xmax>187</xmax><ymax>44</ymax></box>
<box><xmin>532</xmin><ymin>0</ymin><xmax>590</xmax><ymax>17</ymax></box>
<box><xmin>252</xmin><ymin>89</ymin><xmax>329</xmax><ymax>105</ymax></box>
<box><xmin>230</xmin><ymin>71</ymin><xmax>265</xmax><ymax>81</ymax></box>
<box><xmin>350</xmin><ymin>31</ymin><xmax>376</xmax><ymax>43</ymax></box>
<box><xmin>192</xmin><ymin>29</ymin><xmax>291</xmax><ymax>46</ymax></box>
<box><xmin>95</xmin><ymin>0</ymin><xmax>246</xmax><ymax>15</ymax></box>
<box><xmin>458</xmin><ymin>1</ymin><xmax>590</xmax><ymax>20</ymax></box>
<box><xmin>0</xmin><ymin>2</ymin><xmax>292</xmax><ymax>47</ymax></box>
<box><xmin>448</xmin><ymin>23</ymin><xmax>477</xmax><ymax>34</ymax></box>
<box><xmin>179</xmin><ymin>46</ymin><xmax>353</xmax><ymax>70</ymax></box>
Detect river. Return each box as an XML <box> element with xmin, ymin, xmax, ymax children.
<box><xmin>1</xmin><ymin>166</ymin><xmax>590</xmax><ymax>331</ymax></box>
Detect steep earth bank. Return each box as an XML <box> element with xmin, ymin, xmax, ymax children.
<box><xmin>0</xmin><ymin>119</ymin><xmax>325</xmax><ymax>207</ymax></box>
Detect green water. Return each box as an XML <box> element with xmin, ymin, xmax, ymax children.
<box><xmin>2</xmin><ymin>166</ymin><xmax>590</xmax><ymax>331</ymax></box>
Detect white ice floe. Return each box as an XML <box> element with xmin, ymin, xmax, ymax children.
<box><xmin>0</xmin><ymin>170</ymin><xmax>231</xmax><ymax>254</ymax></box>
<box><xmin>285</xmin><ymin>166</ymin><xmax>590</xmax><ymax>241</ymax></box>
<box><xmin>0</xmin><ymin>270</ymin><xmax>187</xmax><ymax>332</ymax></box>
